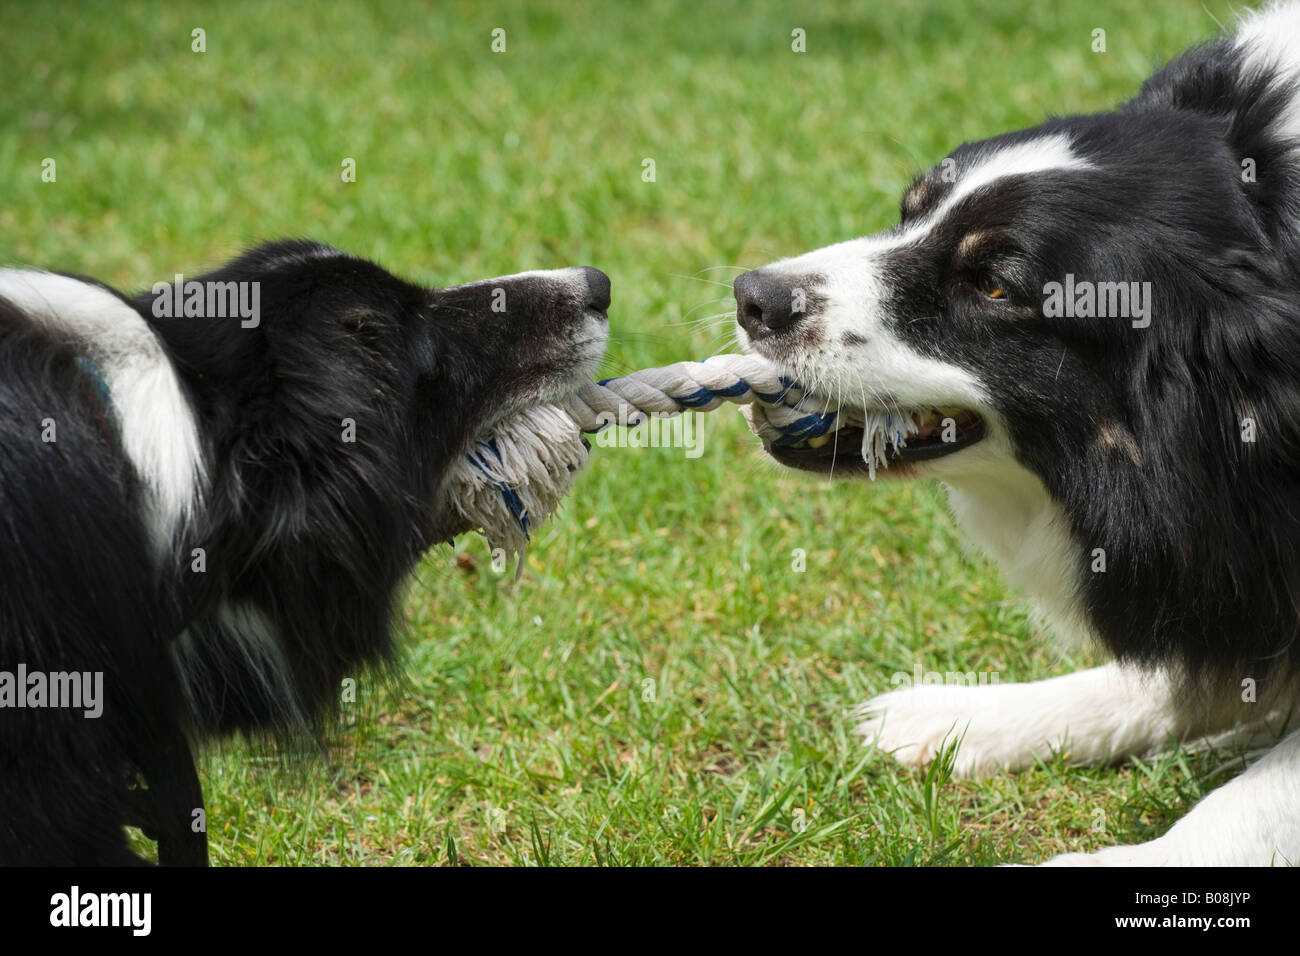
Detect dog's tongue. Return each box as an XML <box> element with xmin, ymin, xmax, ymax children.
<box><xmin>442</xmin><ymin>404</ymin><xmax>590</xmax><ymax>558</ymax></box>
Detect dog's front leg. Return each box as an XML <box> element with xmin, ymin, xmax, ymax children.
<box><xmin>856</xmin><ymin>661</ymin><xmax>1285</xmax><ymax>777</ymax></box>
<box><xmin>856</xmin><ymin>662</ymin><xmax>1199</xmax><ymax>777</ymax></box>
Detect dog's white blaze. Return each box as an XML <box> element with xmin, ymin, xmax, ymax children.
<box><xmin>0</xmin><ymin>270</ymin><xmax>204</xmax><ymax>551</ymax></box>
<box><xmin>749</xmin><ymin>134</ymin><xmax>1091</xmax><ymax>411</ymax></box>
<box><xmin>1235</xmin><ymin>1</ymin><xmax>1300</xmax><ymax>151</ymax></box>
<box><xmin>924</xmin><ymin>134</ymin><xmax>1094</xmax><ymax>220</ymax></box>
<box><xmin>737</xmin><ymin>234</ymin><xmax>991</xmax><ymax>412</ymax></box>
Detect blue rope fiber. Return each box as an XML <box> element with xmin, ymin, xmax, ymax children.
<box><xmin>770</xmin><ymin>412</ymin><xmax>838</xmax><ymax>446</ymax></box>
<box><xmin>490</xmin><ymin>365</ymin><xmax>824</xmax><ymax>539</ymax></box>
<box><xmin>470</xmin><ymin>438</ymin><xmax>532</xmax><ymax>535</ymax></box>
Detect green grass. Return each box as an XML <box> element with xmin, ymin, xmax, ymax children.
<box><xmin>0</xmin><ymin>0</ymin><xmax>1248</xmax><ymax>865</ymax></box>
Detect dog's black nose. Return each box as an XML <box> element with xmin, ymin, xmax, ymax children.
<box><xmin>580</xmin><ymin>266</ymin><xmax>611</xmax><ymax>313</ymax></box>
<box><xmin>735</xmin><ymin>269</ymin><xmax>800</xmax><ymax>338</ymax></box>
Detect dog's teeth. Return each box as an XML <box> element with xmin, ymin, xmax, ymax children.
<box><xmin>807</xmin><ymin>434</ymin><xmax>831</xmax><ymax>449</ymax></box>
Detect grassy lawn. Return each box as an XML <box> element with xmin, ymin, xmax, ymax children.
<box><xmin>0</xmin><ymin>0</ymin><xmax>1243</xmax><ymax>865</ymax></box>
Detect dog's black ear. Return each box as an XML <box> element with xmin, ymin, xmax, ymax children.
<box><xmin>1130</xmin><ymin>40</ymin><xmax>1297</xmax><ymax>243</ymax></box>
<box><xmin>1223</xmin><ymin>91</ymin><xmax>1300</xmax><ymax>241</ymax></box>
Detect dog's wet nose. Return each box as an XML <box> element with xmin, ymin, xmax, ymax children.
<box><xmin>580</xmin><ymin>266</ymin><xmax>611</xmax><ymax>313</ymax></box>
<box><xmin>735</xmin><ymin>269</ymin><xmax>801</xmax><ymax>338</ymax></box>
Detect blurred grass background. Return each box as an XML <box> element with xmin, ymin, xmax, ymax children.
<box><xmin>0</xmin><ymin>0</ymin><xmax>1236</xmax><ymax>864</ymax></box>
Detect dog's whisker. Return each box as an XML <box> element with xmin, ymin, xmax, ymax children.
<box><xmin>665</xmin><ymin>272</ymin><xmax>736</xmax><ymax>289</ymax></box>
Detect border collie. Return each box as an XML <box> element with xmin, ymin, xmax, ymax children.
<box><xmin>0</xmin><ymin>240</ymin><xmax>609</xmax><ymax>864</ymax></box>
<box><xmin>734</xmin><ymin>2</ymin><xmax>1300</xmax><ymax>865</ymax></box>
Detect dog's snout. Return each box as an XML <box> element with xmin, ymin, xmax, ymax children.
<box><xmin>579</xmin><ymin>266</ymin><xmax>611</xmax><ymax>313</ymax></box>
<box><xmin>735</xmin><ymin>269</ymin><xmax>801</xmax><ymax>339</ymax></box>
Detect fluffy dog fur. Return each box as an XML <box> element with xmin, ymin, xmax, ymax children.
<box><xmin>734</xmin><ymin>3</ymin><xmax>1300</xmax><ymax>865</ymax></box>
<box><xmin>0</xmin><ymin>241</ymin><xmax>608</xmax><ymax>864</ymax></box>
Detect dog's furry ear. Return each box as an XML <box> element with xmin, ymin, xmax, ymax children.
<box><xmin>1131</xmin><ymin>43</ymin><xmax>1298</xmax><ymax>243</ymax></box>
<box><xmin>1223</xmin><ymin>85</ymin><xmax>1300</xmax><ymax>240</ymax></box>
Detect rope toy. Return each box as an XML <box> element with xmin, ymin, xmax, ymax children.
<box><xmin>443</xmin><ymin>353</ymin><xmax>921</xmax><ymax>556</ymax></box>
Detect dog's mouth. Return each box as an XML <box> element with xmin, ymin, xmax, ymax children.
<box><xmin>443</xmin><ymin>324</ymin><xmax>608</xmax><ymax>553</ymax></box>
<box><xmin>763</xmin><ymin>405</ymin><xmax>986</xmax><ymax>477</ymax></box>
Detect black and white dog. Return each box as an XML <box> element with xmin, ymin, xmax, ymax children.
<box><xmin>734</xmin><ymin>2</ymin><xmax>1300</xmax><ymax>865</ymax></box>
<box><xmin>0</xmin><ymin>240</ymin><xmax>608</xmax><ymax>864</ymax></box>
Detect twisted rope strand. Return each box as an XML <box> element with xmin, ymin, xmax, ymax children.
<box><xmin>448</xmin><ymin>353</ymin><xmax>920</xmax><ymax>553</ymax></box>
<box><xmin>562</xmin><ymin>353</ymin><xmax>858</xmax><ymax>443</ymax></box>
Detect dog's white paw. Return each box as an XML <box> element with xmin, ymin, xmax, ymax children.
<box><xmin>855</xmin><ymin>683</ymin><xmax>1045</xmax><ymax>778</ymax></box>
<box><xmin>856</xmin><ymin>666</ymin><xmax>1186</xmax><ymax>777</ymax></box>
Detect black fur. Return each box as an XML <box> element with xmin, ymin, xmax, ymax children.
<box><xmin>0</xmin><ymin>241</ymin><xmax>606</xmax><ymax>864</ymax></box>
<box><xmin>894</xmin><ymin>37</ymin><xmax>1300</xmax><ymax>683</ymax></box>
<box><xmin>742</xmin><ymin>25</ymin><xmax>1300</xmax><ymax>688</ymax></box>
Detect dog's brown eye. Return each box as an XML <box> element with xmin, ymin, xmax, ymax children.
<box><xmin>976</xmin><ymin>273</ymin><xmax>1007</xmax><ymax>300</ymax></box>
